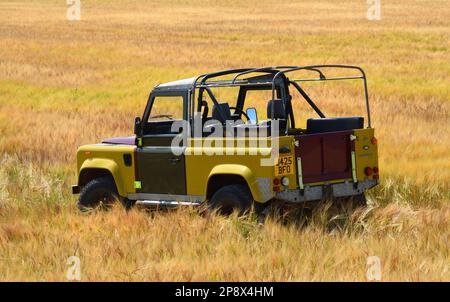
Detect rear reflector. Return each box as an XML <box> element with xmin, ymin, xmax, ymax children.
<box><xmin>365</xmin><ymin>167</ymin><xmax>373</xmax><ymax>176</ymax></box>
<box><xmin>373</xmin><ymin>166</ymin><xmax>379</xmax><ymax>174</ymax></box>
<box><xmin>273</xmin><ymin>178</ymin><xmax>280</xmax><ymax>186</ymax></box>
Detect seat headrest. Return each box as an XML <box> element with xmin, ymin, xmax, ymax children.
<box><xmin>267</xmin><ymin>99</ymin><xmax>286</xmax><ymax>119</ymax></box>
<box><xmin>212</xmin><ymin>102</ymin><xmax>231</xmax><ymax>123</ymax></box>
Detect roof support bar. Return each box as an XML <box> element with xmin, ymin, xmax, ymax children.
<box><xmin>271</xmin><ymin>65</ymin><xmax>371</xmax><ymax>127</ymax></box>
<box><xmin>290</xmin><ymin>81</ymin><xmax>325</xmax><ymax>118</ymax></box>
<box><xmin>292</xmin><ymin>75</ymin><xmax>363</xmax><ymax>82</ymax></box>
<box><xmin>231</xmin><ymin>66</ymin><xmax>326</xmax><ymax>84</ymax></box>
<box><xmin>197</xmin><ymin>68</ymin><xmax>255</xmax><ymax>86</ymax></box>
<box><xmin>231</xmin><ymin>66</ymin><xmax>296</xmax><ymax>84</ymax></box>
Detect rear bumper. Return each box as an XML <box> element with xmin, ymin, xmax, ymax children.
<box><xmin>275</xmin><ymin>179</ymin><xmax>378</xmax><ymax>203</ymax></box>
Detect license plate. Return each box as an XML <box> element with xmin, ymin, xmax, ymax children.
<box><xmin>275</xmin><ymin>155</ymin><xmax>294</xmax><ymax>176</ymax></box>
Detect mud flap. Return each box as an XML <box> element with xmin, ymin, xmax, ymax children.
<box><xmin>322</xmin><ymin>184</ymin><xmax>333</xmax><ymax>202</ymax></box>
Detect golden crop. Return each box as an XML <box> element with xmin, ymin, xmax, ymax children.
<box><xmin>0</xmin><ymin>0</ymin><xmax>448</xmax><ymax>281</ymax></box>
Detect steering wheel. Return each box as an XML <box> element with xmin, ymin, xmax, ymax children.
<box><xmin>229</xmin><ymin>106</ymin><xmax>250</xmax><ymax>121</ymax></box>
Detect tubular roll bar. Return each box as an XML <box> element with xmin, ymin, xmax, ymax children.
<box><xmin>231</xmin><ymin>66</ymin><xmax>295</xmax><ymax>83</ymax></box>
<box><xmin>189</xmin><ymin>64</ymin><xmax>371</xmax><ymax>128</ymax></box>
<box><xmin>271</xmin><ymin>65</ymin><xmax>371</xmax><ymax>128</ymax></box>
<box><xmin>191</xmin><ymin>68</ymin><xmax>254</xmax><ymax>121</ymax></box>
<box><xmin>231</xmin><ymin>66</ymin><xmax>325</xmax><ymax>84</ymax></box>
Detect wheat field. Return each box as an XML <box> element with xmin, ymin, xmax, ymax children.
<box><xmin>0</xmin><ymin>0</ymin><xmax>449</xmax><ymax>281</ymax></box>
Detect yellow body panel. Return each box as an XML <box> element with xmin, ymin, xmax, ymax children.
<box><xmin>208</xmin><ymin>164</ymin><xmax>262</xmax><ymax>200</ymax></box>
<box><xmin>185</xmin><ymin>136</ymin><xmax>297</xmax><ymax>202</ymax></box>
<box><xmin>353</xmin><ymin>128</ymin><xmax>379</xmax><ymax>181</ymax></box>
<box><xmin>77</xmin><ymin>144</ymin><xmax>136</xmax><ymax>196</ymax></box>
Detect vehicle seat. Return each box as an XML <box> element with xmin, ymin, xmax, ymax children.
<box><xmin>266</xmin><ymin>99</ymin><xmax>287</xmax><ymax>134</ymax></box>
<box><xmin>306</xmin><ymin>117</ymin><xmax>364</xmax><ymax>134</ymax></box>
<box><xmin>212</xmin><ymin>102</ymin><xmax>232</xmax><ymax>124</ymax></box>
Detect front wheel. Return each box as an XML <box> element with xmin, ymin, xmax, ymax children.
<box><xmin>208</xmin><ymin>184</ymin><xmax>253</xmax><ymax>215</ymax></box>
<box><xmin>77</xmin><ymin>177</ymin><xmax>120</xmax><ymax>211</ymax></box>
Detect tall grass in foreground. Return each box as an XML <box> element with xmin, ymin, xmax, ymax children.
<box><xmin>0</xmin><ymin>155</ymin><xmax>448</xmax><ymax>281</ymax></box>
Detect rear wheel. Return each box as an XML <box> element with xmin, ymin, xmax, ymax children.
<box><xmin>353</xmin><ymin>193</ymin><xmax>367</xmax><ymax>207</ymax></box>
<box><xmin>334</xmin><ymin>193</ymin><xmax>367</xmax><ymax>210</ymax></box>
<box><xmin>77</xmin><ymin>177</ymin><xmax>119</xmax><ymax>211</ymax></box>
<box><xmin>208</xmin><ymin>184</ymin><xmax>252</xmax><ymax>215</ymax></box>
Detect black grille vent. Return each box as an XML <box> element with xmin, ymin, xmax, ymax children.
<box><xmin>123</xmin><ymin>154</ymin><xmax>132</xmax><ymax>166</ymax></box>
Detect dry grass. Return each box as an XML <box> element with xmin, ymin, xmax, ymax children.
<box><xmin>0</xmin><ymin>155</ymin><xmax>448</xmax><ymax>281</ymax></box>
<box><xmin>0</xmin><ymin>0</ymin><xmax>449</xmax><ymax>281</ymax></box>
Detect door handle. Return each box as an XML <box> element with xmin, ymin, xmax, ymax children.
<box><xmin>168</xmin><ymin>157</ymin><xmax>181</xmax><ymax>164</ymax></box>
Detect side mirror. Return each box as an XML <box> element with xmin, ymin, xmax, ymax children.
<box><xmin>246</xmin><ymin>108</ymin><xmax>258</xmax><ymax>125</ymax></box>
<box><xmin>134</xmin><ymin>116</ymin><xmax>142</xmax><ymax>136</ymax></box>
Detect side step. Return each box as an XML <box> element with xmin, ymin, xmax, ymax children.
<box><xmin>135</xmin><ymin>200</ymin><xmax>202</xmax><ymax>207</ymax></box>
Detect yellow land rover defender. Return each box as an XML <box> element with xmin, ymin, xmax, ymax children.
<box><xmin>72</xmin><ymin>65</ymin><xmax>379</xmax><ymax>214</ymax></box>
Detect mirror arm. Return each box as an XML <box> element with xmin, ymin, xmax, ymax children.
<box><xmin>134</xmin><ymin>116</ymin><xmax>142</xmax><ymax>137</ymax></box>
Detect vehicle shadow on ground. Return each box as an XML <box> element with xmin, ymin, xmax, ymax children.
<box><xmin>262</xmin><ymin>198</ymin><xmax>372</xmax><ymax>233</ymax></box>
<box><xmin>132</xmin><ymin>198</ymin><xmax>372</xmax><ymax>234</ymax></box>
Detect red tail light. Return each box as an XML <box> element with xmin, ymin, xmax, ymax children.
<box><xmin>373</xmin><ymin>166</ymin><xmax>379</xmax><ymax>174</ymax></box>
<box><xmin>273</xmin><ymin>178</ymin><xmax>281</xmax><ymax>192</ymax></box>
<box><xmin>371</xmin><ymin>137</ymin><xmax>378</xmax><ymax>145</ymax></box>
<box><xmin>365</xmin><ymin>167</ymin><xmax>373</xmax><ymax>176</ymax></box>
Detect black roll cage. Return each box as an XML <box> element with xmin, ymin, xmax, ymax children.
<box><xmin>186</xmin><ymin>65</ymin><xmax>371</xmax><ymax>135</ymax></box>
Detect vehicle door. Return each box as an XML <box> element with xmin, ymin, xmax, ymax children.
<box><xmin>136</xmin><ymin>90</ymin><xmax>188</xmax><ymax>195</ymax></box>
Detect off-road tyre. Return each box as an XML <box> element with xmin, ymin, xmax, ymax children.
<box><xmin>208</xmin><ymin>184</ymin><xmax>253</xmax><ymax>216</ymax></box>
<box><xmin>77</xmin><ymin>177</ymin><xmax>119</xmax><ymax>211</ymax></box>
<box><xmin>334</xmin><ymin>193</ymin><xmax>367</xmax><ymax>210</ymax></box>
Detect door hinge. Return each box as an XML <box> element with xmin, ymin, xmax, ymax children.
<box><xmin>351</xmin><ymin>151</ymin><xmax>357</xmax><ymax>183</ymax></box>
<box><xmin>297</xmin><ymin>157</ymin><xmax>304</xmax><ymax>190</ymax></box>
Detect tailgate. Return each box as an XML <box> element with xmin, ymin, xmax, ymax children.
<box><xmin>295</xmin><ymin>130</ymin><xmax>353</xmax><ymax>184</ymax></box>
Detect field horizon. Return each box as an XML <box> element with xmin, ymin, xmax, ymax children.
<box><xmin>0</xmin><ymin>0</ymin><xmax>449</xmax><ymax>281</ymax></box>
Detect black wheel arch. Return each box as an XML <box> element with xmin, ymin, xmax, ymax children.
<box><xmin>79</xmin><ymin>168</ymin><xmax>117</xmax><ymax>190</ymax></box>
<box><xmin>206</xmin><ymin>174</ymin><xmax>252</xmax><ymax>201</ymax></box>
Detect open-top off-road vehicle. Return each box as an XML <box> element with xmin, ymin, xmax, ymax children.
<box><xmin>72</xmin><ymin>65</ymin><xmax>379</xmax><ymax>214</ymax></box>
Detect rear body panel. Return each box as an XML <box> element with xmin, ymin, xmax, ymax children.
<box><xmin>295</xmin><ymin>130</ymin><xmax>353</xmax><ymax>184</ymax></box>
<box><xmin>277</xmin><ymin>128</ymin><xmax>379</xmax><ymax>203</ymax></box>
<box><xmin>354</xmin><ymin>128</ymin><xmax>379</xmax><ymax>181</ymax></box>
